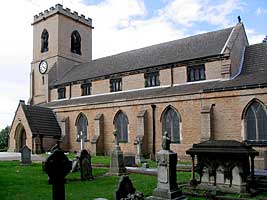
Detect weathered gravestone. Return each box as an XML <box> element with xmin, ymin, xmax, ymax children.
<box><xmin>20</xmin><ymin>145</ymin><xmax>32</xmax><ymax>165</ymax></box>
<box><xmin>148</xmin><ymin>132</ymin><xmax>187</xmax><ymax>200</ymax></box>
<box><xmin>134</xmin><ymin>135</ymin><xmax>145</xmax><ymax>165</ymax></box>
<box><xmin>109</xmin><ymin>130</ymin><xmax>127</xmax><ymax>175</ymax></box>
<box><xmin>71</xmin><ymin>151</ymin><xmax>80</xmax><ymax>173</ymax></box>
<box><xmin>44</xmin><ymin>148</ymin><xmax>72</xmax><ymax>200</ymax></box>
<box><xmin>79</xmin><ymin>149</ymin><xmax>94</xmax><ymax>180</ymax></box>
<box><xmin>114</xmin><ymin>175</ymin><xmax>144</xmax><ymax>200</ymax></box>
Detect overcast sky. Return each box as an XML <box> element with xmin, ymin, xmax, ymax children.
<box><xmin>0</xmin><ymin>0</ymin><xmax>267</xmax><ymax>130</ymax></box>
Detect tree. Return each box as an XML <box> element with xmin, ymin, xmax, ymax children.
<box><xmin>263</xmin><ymin>35</ymin><xmax>267</xmax><ymax>43</ymax></box>
<box><xmin>0</xmin><ymin>126</ymin><xmax>10</xmax><ymax>151</ymax></box>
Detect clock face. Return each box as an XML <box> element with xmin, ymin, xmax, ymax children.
<box><xmin>39</xmin><ymin>60</ymin><xmax>48</xmax><ymax>74</ymax></box>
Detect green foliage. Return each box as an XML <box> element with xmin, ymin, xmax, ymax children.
<box><xmin>0</xmin><ymin>126</ymin><xmax>9</xmax><ymax>151</ymax></box>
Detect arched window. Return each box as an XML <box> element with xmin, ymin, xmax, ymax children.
<box><xmin>161</xmin><ymin>106</ymin><xmax>181</xmax><ymax>143</ymax></box>
<box><xmin>71</xmin><ymin>30</ymin><xmax>81</xmax><ymax>55</ymax></box>
<box><xmin>76</xmin><ymin>113</ymin><xmax>88</xmax><ymax>141</ymax></box>
<box><xmin>244</xmin><ymin>100</ymin><xmax>267</xmax><ymax>142</ymax></box>
<box><xmin>114</xmin><ymin>111</ymin><xmax>129</xmax><ymax>142</ymax></box>
<box><xmin>41</xmin><ymin>29</ymin><xmax>49</xmax><ymax>53</ymax></box>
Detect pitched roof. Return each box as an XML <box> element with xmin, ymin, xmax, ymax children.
<box><xmin>43</xmin><ymin>43</ymin><xmax>267</xmax><ymax>108</ymax></box>
<box><xmin>51</xmin><ymin>26</ymin><xmax>233</xmax><ymax>86</ymax></box>
<box><xmin>22</xmin><ymin>104</ymin><xmax>61</xmax><ymax>136</ymax></box>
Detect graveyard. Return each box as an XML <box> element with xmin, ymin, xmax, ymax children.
<box><xmin>1</xmin><ymin>132</ymin><xmax>267</xmax><ymax>200</ymax></box>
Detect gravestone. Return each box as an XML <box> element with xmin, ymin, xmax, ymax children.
<box><xmin>109</xmin><ymin>130</ymin><xmax>127</xmax><ymax>175</ymax></box>
<box><xmin>134</xmin><ymin>135</ymin><xmax>145</xmax><ymax>165</ymax></box>
<box><xmin>148</xmin><ymin>132</ymin><xmax>186</xmax><ymax>200</ymax></box>
<box><xmin>114</xmin><ymin>175</ymin><xmax>144</xmax><ymax>200</ymax></box>
<box><xmin>79</xmin><ymin>149</ymin><xmax>93</xmax><ymax>180</ymax></box>
<box><xmin>124</xmin><ymin>155</ymin><xmax>136</xmax><ymax>166</ymax></box>
<box><xmin>71</xmin><ymin>151</ymin><xmax>80</xmax><ymax>173</ymax></box>
<box><xmin>44</xmin><ymin>148</ymin><xmax>72</xmax><ymax>200</ymax></box>
<box><xmin>20</xmin><ymin>145</ymin><xmax>32</xmax><ymax>165</ymax></box>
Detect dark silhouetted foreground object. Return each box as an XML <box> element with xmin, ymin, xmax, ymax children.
<box><xmin>20</xmin><ymin>145</ymin><xmax>32</xmax><ymax>165</ymax></box>
<box><xmin>44</xmin><ymin>148</ymin><xmax>72</xmax><ymax>200</ymax></box>
<box><xmin>79</xmin><ymin>149</ymin><xmax>93</xmax><ymax>180</ymax></box>
<box><xmin>114</xmin><ymin>175</ymin><xmax>144</xmax><ymax>200</ymax></box>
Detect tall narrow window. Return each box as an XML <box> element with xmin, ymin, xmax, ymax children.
<box><xmin>114</xmin><ymin>111</ymin><xmax>129</xmax><ymax>142</ymax></box>
<box><xmin>76</xmin><ymin>113</ymin><xmax>88</xmax><ymax>141</ymax></box>
<box><xmin>187</xmin><ymin>65</ymin><xmax>206</xmax><ymax>82</ymax></box>
<box><xmin>110</xmin><ymin>78</ymin><xmax>122</xmax><ymax>92</ymax></box>
<box><xmin>41</xmin><ymin>29</ymin><xmax>49</xmax><ymax>53</ymax></box>
<box><xmin>245</xmin><ymin>101</ymin><xmax>267</xmax><ymax>143</ymax></box>
<box><xmin>58</xmin><ymin>87</ymin><xmax>66</xmax><ymax>99</ymax></box>
<box><xmin>81</xmin><ymin>83</ymin><xmax>91</xmax><ymax>96</ymax></box>
<box><xmin>162</xmin><ymin>106</ymin><xmax>180</xmax><ymax>143</ymax></box>
<box><xmin>71</xmin><ymin>30</ymin><xmax>81</xmax><ymax>55</ymax></box>
<box><xmin>145</xmin><ymin>72</ymin><xmax>160</xmax><ymax>87</ymax></box>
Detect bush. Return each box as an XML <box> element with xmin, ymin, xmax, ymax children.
<box><xmin>0</xmin><ymin>126</ymin><xmax>10</xmax><ymax>151</ymax></box>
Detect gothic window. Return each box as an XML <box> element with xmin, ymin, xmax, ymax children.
<box><xmin>41</xmin><ymin>29</ymin><xmax>49</xmax><ymax>53</ymax></box>
<box><xmin>114</xmin><ymin>111</ymin><xmax>129</xmax><ymax>142</ymax></box>
<box><xmin>187</xmin><ymin>65</ymin><xmax>206</xmax><ymax>82</ymax></box>
<box><xmin>110</xmin><ymin>78</ymin><xmax>122</xmax><ymax>92</ymax></box>
<box><xmin>245</xmin><ymin>101</ymin><xmax>267</xmax><ymax>143</ymax></box>
<box><xmin>162</xmin><ymin>107</ymin><xmax>180</xmax><ymax>143</ymax></box>
<box><xmin>58</xmin><ymin>87</ymin><xmax>66</xmax><ymax>99</ymax></box>
<box><xmin>81</xmin><ymin>83</ymin><xmax>91</xmax><ymax>96</ymax></box>
<box><xmin>145</xmin><ymin>71</ymin><xmax>160</xmax><ymax>87</ymax></box>
<box><xmin>71</xmin><ymin>30</ymin><xmax>81</xmax><ymax>55</ymax></box>
<box><xmin>76</xmin><ymin>113</ymin><xmax>88</xmax><ymax>141</ymax></box>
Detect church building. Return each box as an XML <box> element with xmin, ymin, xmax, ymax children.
<box><xmin>8</xmin><ymin>4</ymin><xmax>267</xmax><ymax>169</ymax></box>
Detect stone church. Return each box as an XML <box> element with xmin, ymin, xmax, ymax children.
<box><xmin>8</xmin><ymin>4</ymin><xmax>267</xmax><ymax>168</ymax></box>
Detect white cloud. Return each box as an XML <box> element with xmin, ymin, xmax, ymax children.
<box><xmin>158</xmin><ymin>0</ymin><xmax>244</xmax><ymax>27</ymax></box>
<box><xmin>256</xmin><ymin>7</ymin><xmax>267</xmax><ymax>16</ymax></box>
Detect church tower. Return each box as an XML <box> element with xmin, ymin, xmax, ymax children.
<box><xmin>29</xmin><ymin>4</ymin><xmax>93</xmax><ymax>105</ymax></box>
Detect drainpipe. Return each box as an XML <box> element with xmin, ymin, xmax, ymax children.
<box><xmin>151</xmin><ymin>104</ymin><xmax>156</xmax><ymax>160</ymax></box>
<box><xmin>171</xmin><ymin>64</ymin><xmax>174</xmax><ymax>87</ymax></box>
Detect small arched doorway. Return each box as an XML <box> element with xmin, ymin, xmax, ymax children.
<box><xmin>14</xmin><ymin>124</ymin><xmax>27</xmax><ymax>152</ymax></box>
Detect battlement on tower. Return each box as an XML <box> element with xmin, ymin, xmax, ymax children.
<box><xmin>32</xmin><ymin>4</ymin><xmax>93</xmax><ymax>28</ymax></box>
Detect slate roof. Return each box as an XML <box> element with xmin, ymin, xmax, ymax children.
<box><xmin>51</xmin><ymin>27</ymin><xmax>233</xmax><ymax>86</ymax></box>
<box><xmin>43</xmin><ymin>43</ymin><xmax>267</xmax><ymax>108</ymax></box>
<box><xmin>22</xmin><ymin>104</ymin><xmax>61</xmax><ymax>136</ymax></box>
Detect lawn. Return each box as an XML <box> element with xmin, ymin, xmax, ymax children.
<box><xmin>0</xmin><ymin>161</ymin><xmax>193</xmax><ymax>200</ymax></box>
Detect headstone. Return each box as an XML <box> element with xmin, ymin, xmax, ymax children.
<box><xmin>147</xmin><ymin>132</ymin><xmax>186</xmax><ymax>200</ymax></box>
<box><xmin>71</xmin><ymin>152</ymin><xmax>80</xmax><ymax>173</ymax></box>
<box><xmin>79</xmin><ymin>149</ymin><xmax>93</xmax><ymax>180</ymax></box>
<box><xmin>114</xmin><ymin>175</ymin><xmax>144</xmax><ymax>200</ymax></box>
<box><xmin>44</xmin><ymin>148</ymin><xmax>72</xmax><ymax>200</ymax></box>
<box><xmin>20</xmin><ymin>145</ymin><xmax>32</xmax><ymax>165</ymax></box>
<box><xmin>134</xmin><ymin>135</ymin><xmax>145</xmax><ymax>165</ymax></box>
<box><xmin>142</xmin><ymin>162</ymin><xmax>149</xmax><ymax>168</ymax></box>
<box><xmin>109</xmin><ymin>130</ymin><xmax>127</xmax><ymax>175</ymax></box>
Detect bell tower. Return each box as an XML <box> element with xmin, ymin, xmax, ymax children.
<box><xmin>29</xmin><ymin>4</ymin><xmax>93</xmax><ymax>105</ymax></box>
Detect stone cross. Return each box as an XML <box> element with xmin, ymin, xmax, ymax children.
<box><xmin>44</xmin><ymin>148</ymin><xmax>72</xmax><ymax>200</ymax></box>
<box><xmin>78</xmin><ymin>131</ymin><xmax>86</xmax><ymax>151</ymax></box>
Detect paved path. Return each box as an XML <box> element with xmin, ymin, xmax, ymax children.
<box><xmin>0</xmin><ymin>152</ymin><xmax>45</xmax><ymax>161</ymax></box>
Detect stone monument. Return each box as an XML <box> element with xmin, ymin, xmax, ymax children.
<box><xmin>109</xmin><ymin>129</ymin><xmax>127</xmax><ymax>175</ymax></box>
<box><xmin>148</xmin><ymin>132</ymin><xmax>186</xmax><ymax>200</ymax></box>
<box><xmin>79</xmin><ymin>149</ymin><xmax>94</xmax><ymax>180</ymax></box>
<box><xmin>20</xmin><ymin>145</ymin><xmax>32</xmax><ymax>165</ymax></box>
<box><xmin>134</xmin><ymin>135</ymin><xmax>145</xmax><ymax>165</ymax></box>
<box><xmin>44</xmin><ymin>148</ymin><xmax>72</xmax><ymax>200</ymax></box>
